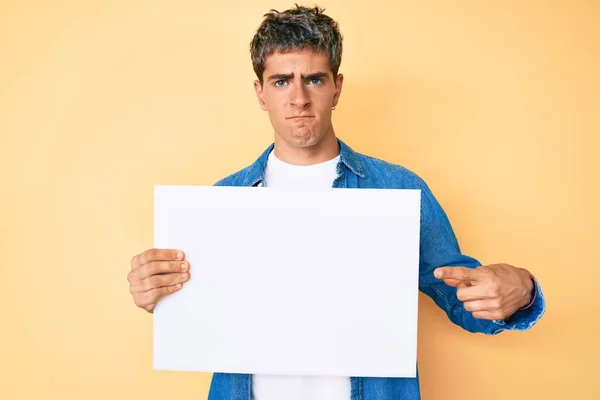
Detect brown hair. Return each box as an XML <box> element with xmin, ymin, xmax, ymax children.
<box><xmin>250</xmin><ymin>4</ymin><xmax>343</xmax><ymax>85</ymax></box>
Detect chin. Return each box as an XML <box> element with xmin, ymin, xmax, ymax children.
<box><xmin>290</xmin><ymin>135</ymin><xmax>321</xmax><ymax>148</ymax></box>
<box><xmin>287</xmin><ymin>129</ymin><xmax>322</xmax><ymax>147</ymax></box>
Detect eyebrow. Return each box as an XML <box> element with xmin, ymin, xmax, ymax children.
<box><xmin>267</xmin><ymin>72</ymin><xmax>329</xmax><ymax>82</ymax></box>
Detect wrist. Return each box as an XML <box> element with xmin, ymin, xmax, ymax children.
<box><xmin>518</xmin><ymin>270</ymin><xmax>536</xmax><ymax>310</ymax></box>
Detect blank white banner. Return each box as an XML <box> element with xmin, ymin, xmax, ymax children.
<box><xmin>153</xmin><ymin>185</ymin><xmax>421</xmax><ymax>378</ymax></box>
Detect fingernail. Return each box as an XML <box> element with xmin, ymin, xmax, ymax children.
<box><xmin>434</xmin><ymin>270</ymin><xmax>442</xmax><ymax>278</ymax></box>
<box><xmin>176</xmin><ymin>283</ymin><xmax>182</xmax><ymax>289</ymax></box>
<box><xmin>176</xmin><ymin>251</ymin><xmax>183</xmax><ymax>260</ymax></box>
<box><xmin>181</xmin><ymin>273</ymin><xmax>189</xmax><ymax>280</ymax></box>
<box><xmin>181</xmin><ymin>262</ymin><xmax>189</xmax><ymax>272</ymax></box>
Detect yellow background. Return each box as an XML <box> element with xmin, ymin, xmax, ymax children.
<box><xmin>1</xmin><ymin>1</ymin><xmax>598</xmax><ymax>399</ymax></box>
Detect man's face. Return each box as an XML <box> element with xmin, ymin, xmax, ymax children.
<box><xmin>254</xmin><ymin>48</ymin><xmax>343</xmax><ymax>150</ymax></box>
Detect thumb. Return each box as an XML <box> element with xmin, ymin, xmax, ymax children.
<box><xmin>441</xmin><ymin>279</ymin><xmax>471</xmax><ymax>288</ymax></box>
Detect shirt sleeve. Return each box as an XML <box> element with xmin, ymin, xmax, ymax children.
<box><xmin>416</xmin><ymin>178</ymin><xmax>546</xmax><ymax>335</ymax></box>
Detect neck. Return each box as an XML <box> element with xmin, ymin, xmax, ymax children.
<box><xmin>273</xmin><ymin>128</ymin><xmax>340</xmax><ymax>166</ymax></box>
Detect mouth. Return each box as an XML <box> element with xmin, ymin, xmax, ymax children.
<box><xmin>286</xmin><ymin>115</ymin><xmax>315</xmax><ymax>120</ymax></box>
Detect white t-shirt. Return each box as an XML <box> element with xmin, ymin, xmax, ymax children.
<box><xmin>252</xmin><ymin>150</ymin><xmax>350</xmax><ymax>400</ymax></box>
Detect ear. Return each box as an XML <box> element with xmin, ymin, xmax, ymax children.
<box><xmin>254</xmin><ymin>80</ymin><xmax>268</xmax><ymax>111</ymax></box>
<box><xmin>332</xmin><ymin>73</ymin><xmax>344</xmax><ymax>108</ymax></box>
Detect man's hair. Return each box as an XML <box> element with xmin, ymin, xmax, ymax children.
<box><xmin>250</xmin><ymin>4</ymin><xmax>343</xmax><ymax>85</ymax></box>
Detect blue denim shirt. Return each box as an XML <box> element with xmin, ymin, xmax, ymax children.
<box><xmin>208</xmin><ymin>138</ymin><xmax>546</xmax><ymax>400</ymax></box>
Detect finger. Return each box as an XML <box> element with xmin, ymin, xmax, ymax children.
<box><xmin>471</xmin><ymin>310</ymin><xmax>506</xmax><ymax>321</ymax></box>
<box><xmin>434</xmin><ymin>266</ymin><xmax>479</xmax><ymax>282</ymax></box>
<box><xmin>135</xmin><ymin>272</ymin><xmax>190</xmax><ymax>293</ymax></box>
<box><xmin>137</xmin><ymin>261</ymin><xmax>190</xmax><ymax>280</ymax></box>
<box><xmin>456</xmin><ymin>285</ymin><xmax>490</xmax><ymax>302</ymax></box>
<box><xmin>142</xmin><ymin>284</ymin><xmax>183</xmax><ymax>307</ymax></box>
<box><xmin>134</xmin><ymin>249</ymin><xmax>185</xmax><ymax>267</ymax></box>
<box><xmin>463</xmin><ymin>300</ymin><xmax>490</xmax><ymax>313</ymax></box>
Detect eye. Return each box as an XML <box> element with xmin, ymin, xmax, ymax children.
<box><xmin>274</xmin><ymin>80</ymin><xmax>288</xmax><ymax>87</ymax></box>
<box><xmin>308</xmin><ymin>78</ymin><xmax>323</xmax><ymax>85</ymax></box>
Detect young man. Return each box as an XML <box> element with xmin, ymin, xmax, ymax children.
<box><xmin>128</xmin><ymin>5</ymin><xmax>545</xmax><ymax>400</ymax></box>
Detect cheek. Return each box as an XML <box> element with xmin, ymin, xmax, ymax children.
<box><xmin>264</xmin><ymin>93</ymin><xmax>288</xmax><ymax>113</ymax></box>
<box><xmin>316</xmin><ymin>93</ymin><xmax>334</xmax><ymax>109</ymax></box>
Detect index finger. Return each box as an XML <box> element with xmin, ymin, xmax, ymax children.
<box><xmin>434</xmin><ymin>266</ymin><xmax>479</xmax><ymax>282</ymax></box>
<box><xmin>133</xmin><ymin>248</ymin><xmax>184</xmax><ymax>268</ymax></box>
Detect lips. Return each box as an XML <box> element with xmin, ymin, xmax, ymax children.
<box><xmin>286</xmin><ymin>115</ymin><xmax>314</xmax><ymax>119</ymax></box>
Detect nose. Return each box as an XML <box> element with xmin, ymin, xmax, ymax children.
<box><xmin>289</xmin><ymin>83</ymin><xmax>310</xmax><ymax>109</ymax></box>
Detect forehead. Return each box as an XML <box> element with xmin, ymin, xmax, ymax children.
<box><xmin>263</xmin><ymin>48</ymin><xmax>332</xmax><ymax>74</ymax></box>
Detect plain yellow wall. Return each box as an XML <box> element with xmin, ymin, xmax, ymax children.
<box><xmin>1</xmin><ymin>1</ymin><xmax>598</xmax><ymax>399</ymax></box>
